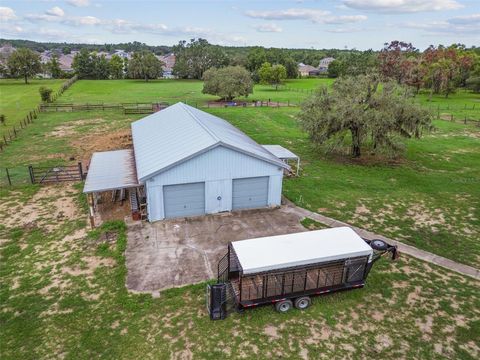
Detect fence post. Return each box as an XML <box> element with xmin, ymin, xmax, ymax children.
<box><xmin>464</xmin><ymin>116</ymin><xmax>467</xmax><ymax>124</ymax></box>
<box><xmin>3</xmin><ymin>135</ymin><xmax>6</xmax><ymax>145</ymax></box>
<box><xmin>28</xmin><ymin>165</ymin><xmax>35</xmax><ymax>184</ymax></box>
<box><xmin>5</xmin><ymin>168</ymin><xmax>11</xmax><ymax>186</ymax></box>
<box><xmin>451</xmin><ymin>114</ymin><xmax>454</xmax><ymax>122</ymax></box>
<box><xmin>78</xmin><ymin>162</ymin><xmax>84</xmax><ymax>179</ymax></box>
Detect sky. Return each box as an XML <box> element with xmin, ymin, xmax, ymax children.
<box><xmin>0</xmin><ymin>0</ymin><xmax>479</xmax><ymax>50</ymax></box>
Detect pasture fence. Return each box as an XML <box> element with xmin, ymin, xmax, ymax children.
<box><xmin>0</xmin><ymin>76</ymin><xmax>78</xmax><ymax>153</ymax></box>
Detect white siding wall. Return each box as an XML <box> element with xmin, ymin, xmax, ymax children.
<box><xmin>146</xmin><ymin>146</ymin><xmax>283</xmax><ymax>221</ymax></box>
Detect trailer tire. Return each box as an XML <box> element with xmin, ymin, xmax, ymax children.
<box><xmin>294</xmin><ymin>296</ymin><xmax>311</xmax><ymax>310</ymax></box>
<box><xmin>275</xmin><ymin>300</ymin><xmax>293</xmax><ymax>313</ymax></box>
<box><xmin>370</xmin><ymin>239</ymin><xmax>388</xmax><ymax>251</ymax></box>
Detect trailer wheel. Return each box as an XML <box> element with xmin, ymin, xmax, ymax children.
<box><xmin>275</xmin><ymin>300</ymin><xmax>293</xmax><ymax>313</ymax></box>
<box><xmin>370</xmin><ymin>239</ymin><xmax>388</xmax><ymax>251</ymax></box>
<box><xmin>294</xmin><ymin>296</ymin><xmax>311</xmax><ymax>310</ymax></box>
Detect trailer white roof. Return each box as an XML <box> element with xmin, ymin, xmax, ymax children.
<box><xmin>231</xmin><ymin>227</ymin><xmax>373</xmax><ymax>275</ymax></box>
<box><xmin>83</xmin><ymin>149</ymin><xmax>139</xmax><ymax>193</ymax></box>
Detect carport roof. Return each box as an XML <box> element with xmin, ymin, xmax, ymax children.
<box><xmin>83</xmin><ymin>149</ymin><xmax>139</xmax><ymax>193</ymax></box>
<box><xmin>262</xmin><ymin>145</ymin><xmax>299</xmax><ymax>160</ymax></box>
<box><xmin>231</xmin><ymin>227</ymin><xmax>373</xmax><ymax>275</ymax></box>
<box><xmin>131</xmin><ymin>102</ymin><xmax>289</xmax><ymax>182</ymax></box>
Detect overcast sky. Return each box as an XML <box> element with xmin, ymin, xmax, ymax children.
<box><xmin>0</xmin><ymin>0</ymin><xmax>479</xmax><ymax>50</ymax></box>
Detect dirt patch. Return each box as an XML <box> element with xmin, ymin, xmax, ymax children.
<box><xmin>62</xmin><ymin>256</ymin><xmax>116</xmax><ymax>277</ymax></box>
<box><xmin>0</xmin><ymin>184</ymin><xmax>79</xmax><ymax>231</ymax></box>
<box><xmin>71</xmin><ymin>128</ymin><xmax>132</xmax><ymax>164</ymax></box>
<box><xmin>264</xmin><ymin>325</ymin><xmax>279</xmax><ymax>339</ymax></box>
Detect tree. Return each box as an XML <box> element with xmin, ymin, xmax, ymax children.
<box><xmin>298</xmin><ymin>75</ymin><xmax>432</xmax><ymax>158</ymax></box>
<box><xmin>39</xmin><ymin>86</ymin><xmax>53</xmax><ymax>102</ymax></box>
<box><xmin>173</xmin><ymin>38</ymin><xmax>228</xmax><ymax>79</ymax></box>
<box><xmin>327</xmin><ymin>60</ymin><xmax>344</xmax><ymax>78</ymax></box>
<box><xmin>127</xmin><ymin>51</ymin><xmax>163</xmax><ymax>81</ymax></box>
<box><xmin>202</xmin><ymin>66</ymin><xmax>253</xmax><ymax>101</ymax></box>
<box><xmin>72</xmin><ymin>49</ymin><xmax>94</xmax><ymax>79</ymax></box>
<box><xmin>93</xmin><ymin>54</ymin><xmax>110</xmax><ymax>79</ymax></box>
<box><xmin>378</xmin><ymin>41</ymin><xmax>417</xmax><ymax>83</ymax></box>
<box><xmin>46</xmin><ymin>55</ymin><xmax>62</xmax><ymax>78</ymax></box>
<box><xmin>7</xmin><ymin>48</ymin><xmax>42</xmax><ymax>84</ymax></box>
<box><xmin>258</xmin><ymin>62</ymin><xmax>287</xmax><ymax>90</ymax></box>
<box><xmin>109</xmin><ymin>54</ymin><xmax>124</xmax><ymax>79</ymax></box>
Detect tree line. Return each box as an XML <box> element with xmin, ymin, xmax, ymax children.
<box><xmin>328</xmin><ymin>41</ymin><xmax>480</xmax><ymax>95</ymax></box>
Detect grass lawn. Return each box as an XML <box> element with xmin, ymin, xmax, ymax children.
<box><xmin>0</xmin><ymin>79</ymin><xmax>65</xmax><ymax>137</ymax></box>
<box><xmin>0</xmin><ymin>184</ymin><xmax>478</xmax><ymax>359</ymax></box>
<box><xmin>59</xmin><ymin>78</ymin><xmax>333</xmax><ymax>106</ymax></box>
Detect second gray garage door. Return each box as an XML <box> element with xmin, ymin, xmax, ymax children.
<box><xmin>232</xmin><ymin>176</ymin><xmax>269</xmax><ymax>210</ymax></box>
<box><xmin>163</xmin><ymin>182</ymin><xmax>205</xmax><ymax>219</ymax></box>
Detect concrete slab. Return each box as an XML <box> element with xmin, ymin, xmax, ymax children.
<box><xmin>126</xmin><ymin>207</ymin><xmax>306</xmax><ymax>292</ymax></box>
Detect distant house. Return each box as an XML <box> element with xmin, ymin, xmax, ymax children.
<box><xmin>58</xmin><ymin>54</ymin><xmax>75</xmax><ymax>73</ymax></box>
<box><xmin>158</xmin><ymin>53</ymin><xmax>176</xmax><ymax>78</ymax></box>
<box><xmin>318</xmin><ymin>57</ymin><xmax>335</xmax><ymax>73</ymax></box>
<box><xmin>0</xmin><ymin>43</ymin><xmax>15</xmax><ymax>67</ymax></box>
<box><xmin>298</xmin><ymin>63</ymin><xmax>318</xmax><ymax>77</ymax></box>
<box><xmin>114</xmin><ymin>49</ymin><xmax>130</xmax><ymax>59</ymax></box>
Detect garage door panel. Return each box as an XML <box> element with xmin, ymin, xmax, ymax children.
<box><xmin>164</xmin><ymin>182</ymin><xmax>205</xmax><ymax>218</ymax></box>
<box><xmin>232</xmin><ymin>176</ymin><xmax>269</xmax><ymax>210</ymax></box>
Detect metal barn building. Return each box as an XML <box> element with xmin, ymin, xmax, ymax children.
<box><xmin>84</xmin><ymin>102</ymin><xmax>297</xmax><ymax>223</ymax></box>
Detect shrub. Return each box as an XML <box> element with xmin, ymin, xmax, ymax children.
<box><xmin>39</xmin><ymin>86</ymin><xmax>53</xmax><ymax>102</ymax></box>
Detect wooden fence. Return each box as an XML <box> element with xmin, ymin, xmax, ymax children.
<box><xmin>40</xmin><ymin>101</ymin><xmax>169</xmax><ymax>114</ymax></box>
<box><xmin>0</xmin><ymin>76</ymin><xmax>78</xmax><ymax>152</ymax></box>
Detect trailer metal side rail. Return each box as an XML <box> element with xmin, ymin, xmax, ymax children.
<box><xmin>240</xmin><ymin>281</ymin><xmax>366</xmax><ymax>308</ymax></box>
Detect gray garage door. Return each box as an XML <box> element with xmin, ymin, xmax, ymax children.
<box><xmin>232</xmin><ymin>176</ymin><xmax>269</xmax><ymax>210</ymax></box>
<box><xmin>163</xmin><ymin>182</ymin><xmax>205</xmax><ymax>219</ymax></box>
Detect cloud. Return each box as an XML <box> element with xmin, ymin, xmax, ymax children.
<box><xmin>253</xmin><ymin>23</ymin><xmax>283</xmax><ymax>32</ymax></box>
<box><xmin>45</xmin><ymin>6</ymin><xmax>65</xmax><ymax>17</ymax></box>
<box><xmin>25</xmin><ymin>12</ymin><xmax>101</xmax><ymax>26</ymax></box>
<box><xmin>448</xmin><ymin>13</ymin><xmax>480</xmax><ymax>25</ymax></box>
<box><xmin>245</xmin><ymin>8</ymin><xmax>329</xmax><ymax>22</ymax></box>
<box><xmin>323</xmin><ymin>15</ymin><xmax>367</xmax><ymax>24</ymax></box>
<box><xmin>67</xmin><ymin>0</ymin><xmax>90</xmax><ymax>7</ymax></box>
<box><xmin>402</xmin><ymin>14</ymin><xmax>480</xmax><ymax>35</ymax></box>
<box><xmin>0</xmin><ymin>6</ymin><xmax>16</xmax><ymax>21</ymax></box>
<box><xmin>343</xmin><ymin>0</ymin><xmax>463</xmax><ymax>13</ymax></box>
<box><xmin>0</xmin><ymin>23</ymin><xmax>23</xmax><ymax>35</ymax></box>
<box><xmin>245</xmin><ymin>8</ymin><xmax>367</xmax><ymax>24</ymax></box>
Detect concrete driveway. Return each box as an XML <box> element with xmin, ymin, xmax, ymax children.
<box><xmin>125</xmin><ymin>206</ymin><xmax>306</xmax><ymax>293</ymax></box>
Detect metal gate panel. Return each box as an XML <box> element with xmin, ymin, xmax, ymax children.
<box><xmin>232</xmin><ymin>176</ymin><xmax>269</xmax><ymax>210</ymax></box>
<box><xmin>163</xmin><ymin>182</ymin><xmax>205</xmax><ymax>219</ymax></box>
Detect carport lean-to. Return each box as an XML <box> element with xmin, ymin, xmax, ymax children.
<box><xmin>83</xmin><ymin>149</ymin><xmax>144</xmax><ymax>227</ymax></box>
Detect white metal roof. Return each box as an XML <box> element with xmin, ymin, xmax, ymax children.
<box><xmin>83</xmin><ymin>149</ymin><xmax>139</xmax><ymax>193</ymax></box>
<box><xmin>262</xmin><ymin>145</ymin><xmax>299</xmax><ymax>160</ymax></box>
<box><xmin>131</xmin><ymin>102</ymin><xmax>289</xmax><ymax>182</ymax></box>
<box><xmin>231</xmin><ymin>227</ymin><xmax>373</xmax><ymax>275</ymax></box>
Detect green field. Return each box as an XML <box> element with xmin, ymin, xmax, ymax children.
<box><xmin>0</xmin><ymin>78</ymin><xmax>479</xmax><ymax>358</ymax></box>
<box><xmin>0</xmin><ymin>79</ymin><xmax>65</xmax><ymax>137</ymax></box>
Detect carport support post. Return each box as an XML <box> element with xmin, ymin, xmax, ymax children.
<box><xmin>296</xmin><ymin>157</ymin><xmax>300</xmax><ymax>176</ymax></box>
<box><xmin>88</xmin><ymin>193</ymin><xmax>95</xmax><ymax>228</ymax></box>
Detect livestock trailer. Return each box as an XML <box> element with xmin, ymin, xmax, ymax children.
<box><xmin>207</xmin><ymin>227</ymin><xmax>397</xmax><ymax>320</ymax></box>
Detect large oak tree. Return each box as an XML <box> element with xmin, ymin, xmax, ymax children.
<box><xmin>298</xmin><ymin>75</ymin><xmax>432</xmax><ymax>158</ymax></box>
